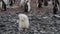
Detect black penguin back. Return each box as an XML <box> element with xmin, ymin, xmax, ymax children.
<box><xmin>24</xmin><ymin>2</ymin><xmax>28</xmax><ymax>12</ymax></box>
<box><xmin>2</xmin><ymin>0</ymin><xmax>6</xmax><ymax>11</ymax></box>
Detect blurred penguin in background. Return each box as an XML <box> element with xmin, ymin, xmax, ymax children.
<box><xmin>53</xmin><ymin>3</ymin><xmax>59</xmax><ymax>14</ymax></box>
<box><xmin>24</xmin><ymin>0</ymin><xmax>31</xmax><ymax>12</ymax></box>
<box><xmin>20</xmin><ymin>0</ymin><xmax>30</xmax><ymax>8</ymax></box>
<box><xmin>20</xmin><ymin>0</ymin><xmax>25</xmax><ymax>7</ymax></box>
<box><xmin>55</xmin><ymin>0</ymin><xmax>59</xmax><ymax>5</ymax></box>
<box><xmin>0</xmin><ymin>0</ymin><xmax>2</xmax><ymax>9</ymax></box>
<box><xmin>52</xmin><ymin>0</ymin><xmax>59</xmax><ymax>15</ymax></box>
<box><xmin>9</xmin><ymin>0</ymin><xmax>13</xmax><ymax>6</ymax></box>
<box><xmin>0</xmin><ymin>0</ymin><xmax>9</xmax><ymax>11</ymax></box>
<box><xmin>37</xmin><ymin>0</ymin><xmax>42</xmax><ymax>8</ymax></box>
<box><xmin>18</xmin><ymin>14</ymin><xmax>29</xmax><ymax>30</ymax></box>
<box><xmin>52</xmin><ymin>0</ymin><xmax>59</xmax><ymax>5</ymax></box>
<box><xmin>2</xmin><ymin>0</ymin><xmax>6</xmax><ymax>11</ymax></box>
<box><xmin>44</xmin><ymin>0</ymin><xmax>48</xmax><ymax>6</ymax></box>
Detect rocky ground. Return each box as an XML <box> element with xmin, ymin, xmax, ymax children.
<box><xmin>0</xmin><ymin>11</ymin><xmax>60</xmax><ymax>34</ymax></box>
<box><xmin>0</xmin><ymin>0</ymin><xmax>60</xmax><ymax>34</ymax></box>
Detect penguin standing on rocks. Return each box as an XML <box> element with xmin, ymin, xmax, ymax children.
<box><xmin>53</xmin><ymin>3</ymin><xmax>59</xmax><ymax>14</ymax></box>
<box><xmin>18</xmin><ymin>14</ymin><xmax>29</xmax><ymax>30</ymax></box>
<box><xmin>2</xmin><ymin>0</ymin><xmax>6</xmax><ymax>11</ymax></box>
<box><xmin>37</xmin><ymin>0</ymin><xmax>42</xmax><ymax>8</ymax></box>
<box><xmin>24</xmin><ymin>1</ymin><xmax>28</xmax><ymax>12</ymax></box>
<box><xmin>24</xmin><ymin>1</ymin><xmax>30</xmax><ymax>12</ymax></box>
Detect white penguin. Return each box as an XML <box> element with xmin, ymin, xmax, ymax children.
<box><xmin>18</xmin><ymin>14</ymin><xmax>29</xmax><ymax>30</ymax></box>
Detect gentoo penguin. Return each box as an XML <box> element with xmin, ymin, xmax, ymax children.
<box><xmin>53</xmin><ymin>3</ymin><xmax>59</xmax><ymax>14</ymax></box>
<box><xmin>24</xmin><ymin>1</ymin><xmax>30</xmax><ymax>12</ymax></box>
<box><xmin>2</xmin><ymin>0</ymin><xmax>6</xmax><ymax>11</ymax></box>
<box><xmin>37</xmin><ymin>0</ymin><xmax>42</xmax><ymax>8</ymax></box>
<box><xmin>9</xmin><ymin>0</ymin><xmax>13</xmax><ymax>6</ymax></box>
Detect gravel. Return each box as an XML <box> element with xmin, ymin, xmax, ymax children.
<box><xmin>0</xmin><ymin>12</ymin><xmax>60</xmax><ymax>34</ymax></box>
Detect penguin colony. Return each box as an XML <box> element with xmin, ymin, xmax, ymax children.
<box><xmin>18</xmin><ymin>0</ymin><xmax>60</xmax><ymax>31</ymax></box>
<box><xmin>0</xmin><ymin>0</ymin><xmax>15</xmax><ymax>11</ymax></box>
<box><xmin>0</xmin><ymin>0</ymin><xmax>60</xmax><ymax>30</ymax></box>
<box><xmin>0</xmin><ymin>0</ymin><xmax>59</xmax><ymax>14</ymax></box>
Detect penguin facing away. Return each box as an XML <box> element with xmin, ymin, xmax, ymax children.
<box><xmin>18</xmin><ymin>14</ymin><xmax>29</xmax><ymax>30</ymax></box>
<box><xmin>24</xmin><ymin>1</ymin><xmax>30</xmax><ymax>12</ymax></box>
<box><xmin>53</xmin><ymin>3</ymin><xmax>59</xmax><ymax>14</ymax></box>
<box><xmin>24</xmin><ymin>1</ymin><xmax>28</xmax><ymax>12</ymax></box>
